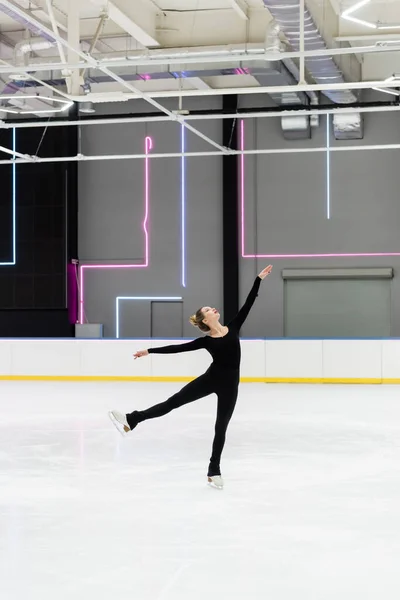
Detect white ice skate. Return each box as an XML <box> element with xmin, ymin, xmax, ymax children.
<box><xmin>108</xmin><ymin>410</ymin><xmax>131</xmax><ymax>437</ymax></box>
<box><xmin>208</xmin><ymin>476</ymin><xmax>224</xmax><ymax>489</ymax></box>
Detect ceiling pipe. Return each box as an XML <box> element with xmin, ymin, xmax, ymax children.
<box><xmin>2</xmin><ymin>103</ymin><xmax>400</xmax><ymax>130</ymax></box>
<box><xmin>44</xmin><ymin>0</ymin><xmax>67</xmax><ymax>65</ymax></box>
<box><xmin>14</xmin><ymin>38</ymin><xmax>55</xmax><ymax>61</ymax></box>
<box><xmin>80</xmin><ymin>13</ymin><xmax>107</xmax><ymax>79</ymax></box>
<box><xmin>0</xmin><ymin>0</ymin><xmax>228</xmax><ymax>155</ymax></box>
<box><xmin>0</xmin><ymin>142</ymin><xmax>33</xmax><ymax>159</ymax></box>
<box><xmin>264</xmin><ymin>19</ymin><xmax>319</xmax><ymax>108</ymax></box>
<box><xmin>1</xmin><ymin>141</ymin><xmax>400</xmax><ymax>166</ymax></box>
<box><xmin>19</xmin><ymin>77</ymin><xmax>400</xmax><ymax>104</ymax></box>
<box><xmin>0</xmin><ymin>41</ymin><xmax>398</xmax><ymax>76</ymax></box>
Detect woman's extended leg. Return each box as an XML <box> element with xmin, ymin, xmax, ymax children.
<box><xmin>126</xmin><ymin>373</ymin><xmax>215</xmax><ymax>430</ymax></box>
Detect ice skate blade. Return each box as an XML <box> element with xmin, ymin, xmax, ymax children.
<box><xmin>108</xmin><ymin>411</ymin><xmax>129</xmax><ymax>437</ymax></box>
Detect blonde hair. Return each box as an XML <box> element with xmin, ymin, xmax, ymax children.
<box><xmin>189</xmin><ymin>308</ymin><xmax>210</xmax><ymax>333</ymax></box>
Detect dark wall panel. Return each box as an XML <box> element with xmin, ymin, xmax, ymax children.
<box><xmin>0</xmin><ymin>122</ymin><xmax>77</xmax><ymax>336</ymax></box>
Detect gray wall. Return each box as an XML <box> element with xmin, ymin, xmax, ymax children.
<box><xmin>79</xmin><ymin>99</ymin><xmax>223</xmax><ymax>338</ymax></box>
<box><xmin>240</xmin><ymin>111</ymin><xmax>400</xmax><ymax>338</ymax></box>
<box><xmin>78</xmin><ymin>99</ymin><xmax>400</xmax><ymax>338</ymax></box>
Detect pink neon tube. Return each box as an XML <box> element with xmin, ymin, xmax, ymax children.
<box><xmin>240</xmin><ymin>120</ymin><xmax>400</xmax><ymax>259</ymax></box>
<box><xmin>79</xmin><ymin>136</ymin><xmax>153</xmax><ymax>324</ymax></box>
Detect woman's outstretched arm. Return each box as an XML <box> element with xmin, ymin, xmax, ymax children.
<box><xmin>228</xmin><ymin>265</ymin><xmax>272</xmax><ymax>331</ymax></box>
<box><xmin>134</xmin><ymin>337</ymin><xmax>205</xmax><ymax>359</ymax></box>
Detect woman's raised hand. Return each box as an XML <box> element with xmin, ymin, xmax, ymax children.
<box><xmin>133</xmin><ymin>349</ymin><xmax>149</xmax><ymax>360</ymax></box>
<box><xmin>258</xmin><ymin>265</ymin><xmax>273</xmax><ymax>280</ymax></box>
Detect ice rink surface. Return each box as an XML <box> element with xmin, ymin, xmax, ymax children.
<box><xmin>1</xmin><ymin>381</ymin><xmax>400</xmax><ymax>600</ymax></box>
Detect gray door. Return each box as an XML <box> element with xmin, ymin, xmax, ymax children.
<box><xmin>119</xmin><ymin>300</ymin><xmax>150</xmax><ymax>338</ymax></box>
<box><xmin>285</xmin><ymin>279</ymin><xmax>391</xmax><ymax>338</ymax></box>
<box><xmin>151</xmin><ymin>301</ymin><xmax>183</xmax><ymax>338</ymax></box>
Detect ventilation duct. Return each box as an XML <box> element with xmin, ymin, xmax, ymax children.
<box><xmin>263</xmin><ymin>20</ymin><xmax>318</xmax><ymax>138</ymax></box>
<box><xmin>14</xmin><ymin>38</ymin><xmax>55</xmax><ymax>64</ymax></box>
<box><xmin>79</xmin><ymin>101</ymin><xmax>95</xmax><ymax>114</ymax></box>
<box><xmin>0</xmin><ymin>5</ymin><xmax>56</xmax><ymax>88</ymax></box>
<box><xmin>262</xmin><ymin>0</ymin><xmax>357</xmax><ymax>105</ymax></box>
<box><xmin>281</xmin><ymin>114</ymin><xmax>311</xmax><ymax>139</ymax></box>
<box><xmin>333</xmin><ymin>113</ymin><xmax>363</xmax><ymax>140</ymax></box>
<box><xmin>9</xmin><ymin>62</ymin><xmax>314</xmax><ymax>97</ymax></box>
<box><xmin>9</xmin><ymin>62</ymin><xmax>314</xmax><ymax>138</ymax></box>
<box><xmin>265</xmin><ymin>19</ymin><xmax>281</xmax><ymax>53</ymax></box>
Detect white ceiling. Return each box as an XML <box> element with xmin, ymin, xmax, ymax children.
<box><xmin>0</xmin><ymin>0</ymin><xmax>399</xmax><ymax>103</ymax></box>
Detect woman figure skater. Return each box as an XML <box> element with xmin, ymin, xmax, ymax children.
<box><xmin>109</xmin><ymin>265</ymin><xmax>273</xmax><ymax>488</ymax></box>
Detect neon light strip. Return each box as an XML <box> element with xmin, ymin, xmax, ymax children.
<box><xmin>181</xmin><ymin>125</ymin><xmax>186</xmax><ymax>287</ymax></box>
<box><xmin>240</xmin><ymin>120</ymin><xmax>400</xmax><ymax>258</ymax></box>
<box><xmin>12</xmin><ymin>128</ymin><xmax>16</xmax><ymax>264</ymax></box>
<box><xmin>240</xmin><ymin>119</ymin><xmax>245</xmax><ymax>257</ymax></box>
<box><xmin>116</xmin><ymin>296</ymin><xmax>183</xmax><ymax>338</ymax></box>
<box><xmin>79</xmin><ymin>136</ymin><xmax>153</xmax><ymax>323</ymax></box>
<box><xmin>326</xmin><ymin>114</ymin><xmax>330</xmax><ymax>220</ymax></box>
<box><xmin>0</xmin><ymin>128</ymin><xmax>16</xmax><ymax>266</ymax></box>
<box><xmin>144</xmin><ymin>136</ymin><xmax>152</xmax><ymax>265</ymax></box>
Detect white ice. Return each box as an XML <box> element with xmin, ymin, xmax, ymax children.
<box><xmin>1</xmin><ymin>382</ymin><xmax>400</xmax><ymax>600</ymax></box>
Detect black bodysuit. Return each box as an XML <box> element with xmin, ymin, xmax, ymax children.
<box><xmin>127</xmin><ymin>276</ymin><xmax>262</xmax><ymax>477</ymax></box>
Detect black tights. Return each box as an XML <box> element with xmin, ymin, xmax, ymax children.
<box><xmin>126</xmin><ymin>370</ymin><xmax>239</xmax><ymax>477</ymax></box>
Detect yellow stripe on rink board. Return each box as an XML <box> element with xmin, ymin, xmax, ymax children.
<box><xmin>0</xmin><ymin>375</ymin><xmax>398</xmax><ymax>383</ymax></box>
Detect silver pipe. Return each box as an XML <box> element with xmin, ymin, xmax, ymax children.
<box><xmin>44</xmin><ymin>0</ymin><xmax>67</xmax><ymax>64</ymax></box>
<box><xmin>0</xmin><ymin>41</ymin><xmax>397</xmax><ymax>74</ymax></box>
<box><xmin>80</xmin><ymin>14</ymin><xmax>107</xmax><ymax>79</ymax></box>
<box><xmin>0</xmin><ymin>143</ymin><xmax>33</xmax><ymax>159</ymax></box>
<box><xmin>2</xmin><ymin>103</ymin><xmax>400</xmax><ymax>130</ymax></box>
<box><xmin>0</xmin><ymin>143</ymin><xmax>399</xmax><ymax>165</ymax></box>
<box><xmin>7</xmin><ymin>73</ymin><xmax>400</xmax><ymax>105</ymax></box>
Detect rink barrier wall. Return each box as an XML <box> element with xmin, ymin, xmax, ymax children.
<box><xmin>0</xmin><ymin>338</ymin><xmax>400</xmax><ymax>383</ymax></box>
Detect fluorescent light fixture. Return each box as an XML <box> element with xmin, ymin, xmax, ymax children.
<box><xmin>377</xmin><ymin>25</ymin><xmax>400</xmax><ymax>30</ymax></box>
<box><xmin>342</xmin><ymin>15</ymin><xmax>377</xmax><ymax>28</ymax></box>
<box><xmin>79</xmin><ymin>136</ymin><xmax>153</xmax><ymax>324</ymax></box>
<box><xmin>239</xmin><ymin>120</ymin><xmax>400</xmax><ymax>259</ymax></box>
<box><xmin>372</xmin><ymin>87</ymin><xmax>400</xmax><ymax>96</ymax></box>
<box><xmin>116</xmin><ymin>296</ymin><xmax>183</xmax><ymax>338</ymax></box>
<box><xmin>78</xmin><ymin>93</ymin><xmax>129</xmax><ymax>103</ymax></box>
<box><xmin>0</xmin><ymin>95</ymin><xmax>72</xmax><ymax>115</ymax></box>
<box><xmin>342</xmin><ymin>0</ymin><xmax>371</xmax><ymax>18</ymax></box>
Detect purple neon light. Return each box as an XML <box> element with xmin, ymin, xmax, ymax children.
<box><xmin>79</xmin><ymin>136</ymin><xmax>153</xmax><ymax>324</ymax></box>
<box><xmin>67</xmin><ymin>262</ymin><xmax>78</xmax><ymax>324</ymax></box>
<box><xmin>240</xmin><ymin>120</ymin><xmax>400</xmax><ymax>259</ymax></box>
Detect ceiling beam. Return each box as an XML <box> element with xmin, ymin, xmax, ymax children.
<box><xmin>30</xmin><ymin>0</ymin><xmax>67</xmax><ymax>33</ymax></box>
<box><xmin>89</xmin><ymin>0</ymin><xmax>160</xmax><ymax>47</ymax></box>
<box><xmin>67</xmin><ymin>0</ymin><xmax>81</xmax><ymax>95</ymax></box>
<box><xmin>188</xmin><ymin>77</ymin><xmax>211</xmax><ymax>90</ymax></box>
<box><xmin>230</xmin><ymin>0</ymin><xmax>248</xmax><ymax>20</ymax></box>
